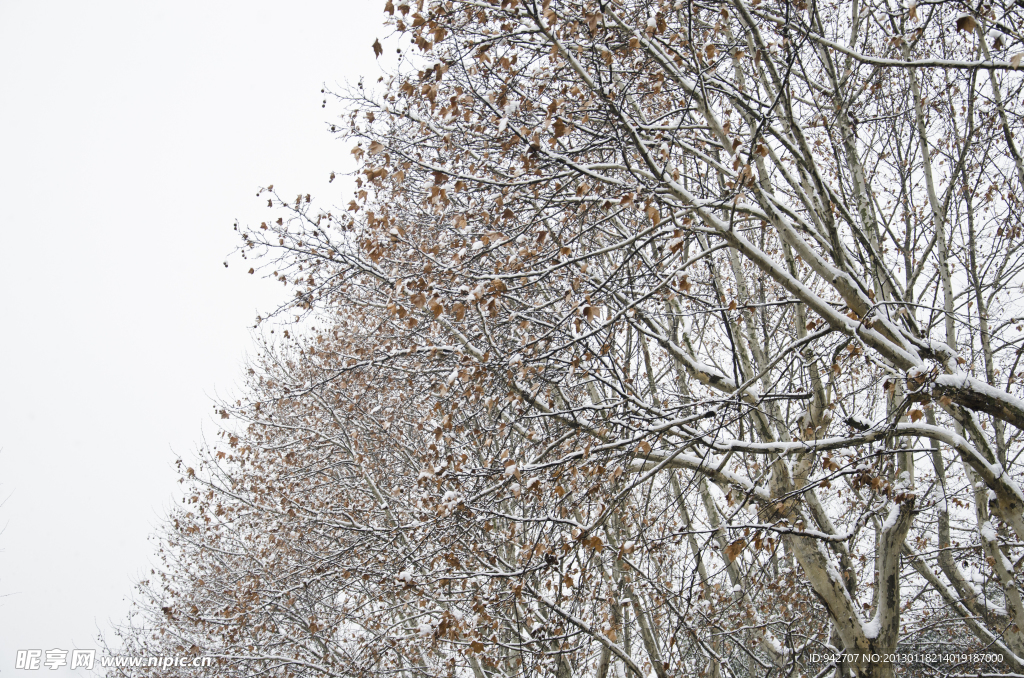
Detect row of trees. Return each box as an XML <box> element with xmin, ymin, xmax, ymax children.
<box><xmin>112</xmin><ymin>0</ymin><xmax>1024</xmax><ymax>676</ymax></box>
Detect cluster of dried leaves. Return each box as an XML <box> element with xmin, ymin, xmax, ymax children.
<box><xmin>111</xmin><ymin>1</ymin><xmax>1024</xmax><ymax>677</ymax></box>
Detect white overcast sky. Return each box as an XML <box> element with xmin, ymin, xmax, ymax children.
<box><xmin>0</xmin><ymin>2</ymin><xmax>390</xmax><ymax>673</ymax></box>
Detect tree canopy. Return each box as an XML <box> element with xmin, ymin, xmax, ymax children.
<box><xmin>113</xmin><ymin>1</ymin><xmax>1024</xmax><ymax>677</ymax></box>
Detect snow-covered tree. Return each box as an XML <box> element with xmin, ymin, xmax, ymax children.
<box><xmin>113</xmin><ymin>1</ymin><xmax>1024</xmax><ymax>677</ymax></box>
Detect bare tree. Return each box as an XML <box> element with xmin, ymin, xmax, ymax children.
<box><xmin>114</xmin><ymin>1</ymin><xmax>1024</xmax><ymax>677</ymax></box>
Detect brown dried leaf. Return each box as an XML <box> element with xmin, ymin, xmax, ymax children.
<box><xmin>956</xmin><ymin>14</ymin><xmax>976</xmax><ymax>33</ymax></box>
<box><xmin>645</xmin><ymin>204</ymin><xmax>661</xmax><ymax>226</ymax></box>
<box><xmin>724</xmin><ymin>539</ymin><xmax>747</xmax><ymax>562</ymax></box>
